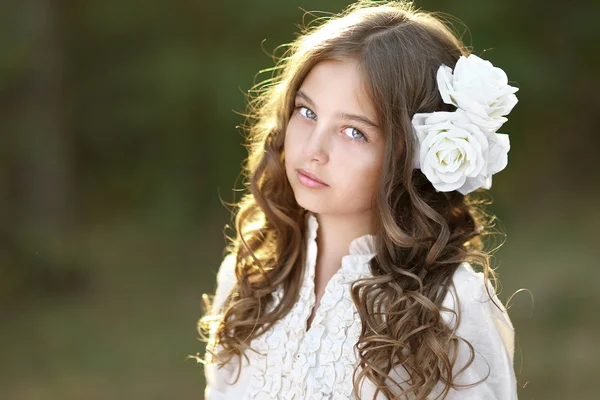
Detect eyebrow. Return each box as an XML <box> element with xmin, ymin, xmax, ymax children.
<box><xmin>295</xmin><ymin>89</ymin><xmax>379</xmax><ymax>130</ymax></box>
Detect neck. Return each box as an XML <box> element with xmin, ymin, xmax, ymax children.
<box><xmin>311</xmin><ymin>210</ymin><xmax>376</xmax><ymax>270</ymax></box>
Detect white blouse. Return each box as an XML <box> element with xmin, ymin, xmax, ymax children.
<box><xmin>204</xmin><ymin>212</ymin><xmax>518</xmax><ymax>399</ymax></box>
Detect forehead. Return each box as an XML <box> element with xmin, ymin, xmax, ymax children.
<box><xmin>297</xmin><ymin>59</ymin><xmax>377</xmax><ymax>123</ymax></box>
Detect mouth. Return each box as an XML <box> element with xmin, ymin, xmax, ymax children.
<box><xmin>297</xmin><ymin>168</ymin><xmax>328</xmax><ymax>188</ymax></box>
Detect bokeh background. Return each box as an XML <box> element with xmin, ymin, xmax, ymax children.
<box><xmin>1</xmin><ymin>0</ymin><xmax>598</xmax><ymax>399</ymax></box>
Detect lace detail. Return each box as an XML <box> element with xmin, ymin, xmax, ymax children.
<box><xmin>242</xmin><ymin>211</ymin><xmax>377</xmax><ymax>399</ymax></box>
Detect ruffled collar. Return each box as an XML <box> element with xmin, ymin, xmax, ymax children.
<box><xmin>305</xmin><ymin>211</ymin><xmax>378</xmax><ymax>269</ymax></box>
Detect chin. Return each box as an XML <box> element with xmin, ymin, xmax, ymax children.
<box><xmin>293</xmin><ymin>192</ymin><xmax>327</xmax><ymax>214</ymax></box>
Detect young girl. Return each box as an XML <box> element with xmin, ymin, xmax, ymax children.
<box><xmin>196</xmin><ymin>1</ymin><xmax>519</xmax><ymax>398</ymax></box>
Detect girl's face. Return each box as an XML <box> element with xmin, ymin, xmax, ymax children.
<box><xmin>284</xmin><ymin>58</ymin><xmax>385</xmax><ymax>218</ymax></box>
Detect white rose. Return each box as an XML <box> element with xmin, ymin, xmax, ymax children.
<box><xmin>485</xmin><ymin>132</ymin><xmax>510</xmax><ymax>175</ymax></box>
<box><xmin>412</xmin><ymin>110</ymin><xmax>491</xmax><ymax>194</ymax></box>
<box><xmin>455</xmin><ymin>132</ymin><xmax>510</xmax><ymax>194</ymax></box>
<box><xmin>437</xmin><ymin>54</ymin><xmax>519</xmax><ymax>131</ymax></box>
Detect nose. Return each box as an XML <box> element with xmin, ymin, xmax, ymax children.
<box><xmin>303</xmin><ymin>123</ymin><xmax>330</xmax><ymax>164</ymax></box>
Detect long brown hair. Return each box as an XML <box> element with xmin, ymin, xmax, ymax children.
<box><xmin>196</xmin><ymin>1</ymin><xmax>505</xmax><ymax>398</ymax></box>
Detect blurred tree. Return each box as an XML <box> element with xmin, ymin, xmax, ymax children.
<box><xmin>0</xmin><ymin>0</ymin><xmax>87</xmax><ymax>305</ymax></box>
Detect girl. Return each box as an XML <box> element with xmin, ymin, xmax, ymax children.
<box><xmin>196</xmin><ymin>0</ymin><xmax>519</xmax><ymax>398</ymax></box>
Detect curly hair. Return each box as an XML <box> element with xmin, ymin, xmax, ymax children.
<box><xmin>196</xmin><ymin>1</ymin><xmax>506</xmax><ymax>398</ymax></box>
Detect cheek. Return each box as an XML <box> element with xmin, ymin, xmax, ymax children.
<box><xmin>284</xmin><ymin>122</ymin><xmax>303</xmax><ymax>161</ymax></box>
<box><xmin>283</xmin><ymin>127</ymin><xmax>297</xmax><ymax>170</ymax></box>
<box><xmin>339</xmin><ymin>155</ymin><xmax>383</xmax><ymax>195</ymax></box>
<box><xmin>361</xmin><ymin>163</ymin><xmax>383</xmax><ymax>191</ymax></box>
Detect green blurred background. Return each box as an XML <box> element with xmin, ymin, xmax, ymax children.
<box><xmin>0</xmin><ymin>0</ymin><xmax>597</xmax><ymax>399</ymax></box>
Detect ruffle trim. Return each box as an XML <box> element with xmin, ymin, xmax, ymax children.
<box><xmin>243</xmin><ymin>211</ymin><xmax>378</xmax><ymax>399</ymax></box>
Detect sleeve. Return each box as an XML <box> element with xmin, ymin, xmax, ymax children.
<box><xmin>436</xmin><ymin>262</ymin><xmax>518</xmax><ymax>400</ymax></box>
<box><xmin>212</xmin><ymin>252</ymin><xmax>237</xmax><ymax>313</ymax></box>
<box><xmin>204</xmin><ymin>253</ymin><xmax>237</xmax><ymax>400</ymax></box>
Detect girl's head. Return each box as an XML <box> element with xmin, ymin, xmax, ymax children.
<box><xmin>284</xmin><ymin>57</ymin><xmax>385</xmax><ymax>226</ymax></box>
<box><xmin>279</xmin><ymin>1</ymin><xmax>467</xmax><ymax>226</ymax></box>
<box><xmin>199</xmin><ymin>1</ymin><xmax>504</xmax><ymax>399</ymax></box>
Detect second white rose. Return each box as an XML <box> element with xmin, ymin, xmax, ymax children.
<box><xmin>412</xmin><ymin>110</ymin><xmax>492</xmax><ymax>194</ymax></box>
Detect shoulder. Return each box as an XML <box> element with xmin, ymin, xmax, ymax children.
<box><xmin>442</xmin><ymin>262</ymin><xmax>514</xmax><ymax>359</ymax></box>
<box><xmin>436</xmin><ymin>262</ymin><xmax>518</xmax><ymax>399</ymax></box>
<box><xmin>216</xmin><ymin>253</ymin><xmax>237</xmax><ymax>285</ymax></box>
<box><xmin>213</xmin><ymin>252</ymin><xmax>238</xmax><ymax>312</ymax></box>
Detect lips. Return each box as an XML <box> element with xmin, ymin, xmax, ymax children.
<box><xmin>297</xmin><ymin>168</ymin><xmax>328</xmax><ymax>186</ymax></box>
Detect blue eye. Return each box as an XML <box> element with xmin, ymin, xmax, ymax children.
<box><xmin>343</xmin><ymin>127</ymin><xmax>367</xmax><ymax>141</ymax></box>
<box><xmin>295</xmin><ymin>104</ymin><xmax>368</xmax><ymax>143</ymax></box>
<box><xmin>298</xmin><ymin>105</ymin><xmax>316</xmax><ymax>120</ymax></box>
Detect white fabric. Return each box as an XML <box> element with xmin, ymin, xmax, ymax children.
<box><xmin>204</xmin><ymin>212</ymin><xmax>517</xmax><ymax>399</ymax></box>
